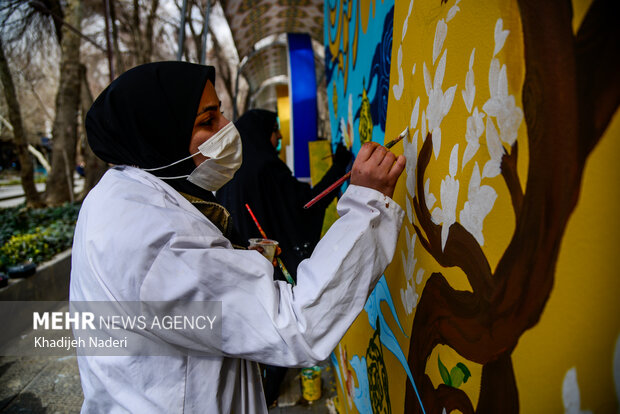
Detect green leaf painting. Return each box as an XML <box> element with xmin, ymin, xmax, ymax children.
<box><xmin>456</xmin><ymin>362</ymin><xmax>471</xmax><ymax>383</ymax></box>
<box><xmin>438</xmin><ymin>355</ymin><xmax>471</xmax><ymax>388</ymax></box>
<box><xmin>438</xmin><ymin>355</ymin><xmax>452</xmax><ymax>386</ymax></box>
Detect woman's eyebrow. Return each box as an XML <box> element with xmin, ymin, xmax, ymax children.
<box><xmin>197</xmin><ymin>101</ymin><xmax>222</xmax><ymax>116</ymax></box>
<box><xmin>197</xmin><ymin>105</ymin><xmax>218</xmax><ymax>116</ymax></box>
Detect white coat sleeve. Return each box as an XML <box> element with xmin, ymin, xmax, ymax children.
<box><xmin>139</xmin><ymin>184</ymin><xmax>404</xmax><ymax>366</ymax></box>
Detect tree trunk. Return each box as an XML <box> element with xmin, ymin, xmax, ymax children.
<box><xmin>45</xmin><ymin>0</ymin><xmax>82</xmax><ymax>206</ymax></box>
<box><xmin>78</xmin><ymin>64</ymin><xmax>107</xmax><ymax>199</ymax></box>
<box><xmin>210</xmin><ymin>27</ymin><xmax>235</xmax><ymax>102</ymax></box>
<box><xmin>142</xmin><ymin>0</ymin><xmax>159</xmax><ymax>64</ymax></box>
<box><xmin>109</xmin><ymin>0</ymin><xmax>125</xmax><ymax>76</ymax></box>
<box><xmin>46</xmin><ymin>0</ymin><xmax>65</xmax><ymax>43</ymax></box>
<box><xmin>0</xmin><ymin>37</ymin><xmax>43</xmax><ymax>208</ymax></box>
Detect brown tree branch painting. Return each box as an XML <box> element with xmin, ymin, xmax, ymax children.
<box><xmin>403</xmin><ymin>0</ymin><xmax>620</xmax><ymax>412</ymax></box>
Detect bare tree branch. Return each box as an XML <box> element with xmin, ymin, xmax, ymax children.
<box><xmin>28</xmin><ymin>0</ymin><xmax>103</xmax><ymax>49</ymax></box>
<box><xmin>131</xmin><ymin>0</ymin><xmax>141</xmax><ymax>61</ymax></box>
<box><xmin>108</xmin><ymin>0</ymin><xmax>124</xmax><ymax>74</ymax></box>
<box><xmin>185</xmin><ymin>0</ymin><xmax>202</xmax><ymax>61</ymax></box>
<box><xmin>210</xmin><ymin>26</ymin><xmax>234</xmax><ymax>101</ymax></box>
<box><xmin>142</xmin><ymin>0</ymin><xmax>159</xmax><ymax>63</ymax></box>
<box><xmin>22</xmin><ymin>0</ymin><xmax>64</xmax><ymax>42</ymax></box>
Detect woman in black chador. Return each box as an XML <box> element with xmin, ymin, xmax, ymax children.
<box><xmin>217</xmin><ymin>109</ymin><xmax>351</xmax><ymax>283</ymax></box>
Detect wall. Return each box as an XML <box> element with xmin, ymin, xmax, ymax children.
<box><xmin>325</xmin><ymin>0</ymin><xmax>395</xmax><ymax>152</ymax></box>
<box><xmin>325</xmin><ymin>0</ymin><xmax>620</xmax><ymax>412</ymax></box>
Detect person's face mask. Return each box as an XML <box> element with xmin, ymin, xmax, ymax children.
<box><xmin>143</xmin><ymin>121</ymin><xmax>242</xmax><ymax>191</ymax></box>
<box><xmin>187</xmin><ymin>121</ymin><xmax>242</xmax><ymax>191</ymax></box>
<box><xmin>270</xmin><ymin>125</ymin><xmax>282</xmax><ymax>154</ymax></box>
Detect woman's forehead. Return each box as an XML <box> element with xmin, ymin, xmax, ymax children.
<box><xmin>196</xmin><ymin>80</ymin><xmax>219</xmax><ymax>114</ymax></box>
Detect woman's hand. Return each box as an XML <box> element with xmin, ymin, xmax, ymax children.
<box><xmin>350</xmin><ymin>142</ymin><xmax>406</xmax><ymax>198</ymax></box>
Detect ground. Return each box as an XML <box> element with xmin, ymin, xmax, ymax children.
<box><xmin>0</xmin><ymin>355</ymin><xmax>338</xmax><ymax>413</ymax></box>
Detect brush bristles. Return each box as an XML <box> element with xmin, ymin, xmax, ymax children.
<box><xmin>385</xmin><ymin>128</ymin><xmax>409</xmax><ymax>149</ymax></box>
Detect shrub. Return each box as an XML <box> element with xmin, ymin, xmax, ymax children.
<box><xmin>0</xmin><ymin>203</ymin><xmax>80</xmax><ymax>271</ymax></box>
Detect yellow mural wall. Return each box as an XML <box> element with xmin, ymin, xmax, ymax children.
<box><xmin>331</xmin><ymin>0</ymin><xmax>619</xmax><ymax>412</ymax></box>
<box><xmin>513</xmin><ymin>111</ymin><xmax>620</xmax><ymax>413</ymax></box>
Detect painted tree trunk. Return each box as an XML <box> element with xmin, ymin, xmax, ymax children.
<box><xmin>404</xmin><ymin>0</ymin><xmax>620</xmax><ymax>412</ymax></box>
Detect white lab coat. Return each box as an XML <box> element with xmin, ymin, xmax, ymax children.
<box><xmin>70</xmin><ymin>166</ymin><xmax>404</xmax><ymax>413</ymax></box>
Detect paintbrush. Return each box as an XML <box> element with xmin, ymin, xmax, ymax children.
<box><xmin>303</xmin><ymin>128</ymin><xmax>408</xmax><ymax>209</ymax></box>
<box><xmin>245</xmin><ymin>203</ymin><xmax>296</xmax><ymax>286</ymax></box>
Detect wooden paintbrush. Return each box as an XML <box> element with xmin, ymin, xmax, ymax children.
<box><xmin>245</xmin><ymin>203</ymin><xmax>296</xmax><ymax>286</ymax></box>
<box><xmin>304</xmin><ymin>128</ymin><xmax>409</xmax><ymax>209</ymax></box>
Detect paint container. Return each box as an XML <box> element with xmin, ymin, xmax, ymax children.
<box><xmin>248</xmin><ymin>238</ymin><xmax>279</xmax><ymax>262</ymax></box>
<box><xmin>301</xmin><ymin>366</ymin><xmax>322</xmax><ymax>402</ymax></box>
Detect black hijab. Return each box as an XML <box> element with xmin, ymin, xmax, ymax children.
<box><xmin>86</xmin><ymin>61</ymin><xmax>217</xmax><ymax>200</ymax></box>
<box><xmin>235</xmin><ymin>109</ymin><xmax>279</xmax><ymax>161</ymax></box>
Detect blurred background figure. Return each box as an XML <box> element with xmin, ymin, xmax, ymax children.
<box><xmin>217</xmin><ymin>109</ymin><xmax>352</xmax><ymax>283</ymax></box>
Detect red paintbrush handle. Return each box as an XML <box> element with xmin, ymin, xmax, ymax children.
<box><xmin>303</xmin><ymin>129</ymin><xmax>407</xmax><ymax>209</ymax></box>
<box><xmin>303</xmin><ymin>171</ymin><xmax>352</xmax><ymax>209</ymax></box>
<box><xmin>245</xmin><ymin>203</ymin><xmax>268</xmax><ymax>239</ymax></box>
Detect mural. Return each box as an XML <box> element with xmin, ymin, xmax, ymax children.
<box><xmin>326</xmin><ymin>0</ymin><xmax>620</xmax><ymax>412</ymax></box>
<box><xmin>325</xmin><ymin>0</ymin><xmax>394</xmax><ymax>154</ymax></box>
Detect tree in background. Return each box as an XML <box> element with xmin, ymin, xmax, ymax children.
<box><xmin>45</xmin><ymin>0</ymin><xmax>83</xmax><ymax>205</ymax></box>
<box><xmin>78</xmin><ymin>63</ymin><xmax>107</xmax><ymax>198</ymax></box>
<box><xmin>177</xmin><ymin>0</ymin><xmax>239</xmax><ymax>116</ymax></box>
<box><xmin>0</xmin><ymin>36</ymin><xmax>42</xmax><ymax>208</ymax></box>
<box><xmin>109</xmin><ymin>0</ymin><xmax>162</xmax><ymax>69</ymax></box>
<box><xmin>0</xmin><ymin>0</ymin><xmax>65</xmax><ymax>207</ymax></box>
<box><xmin>0</xmin><ymin>0</ymin><xmax>243</xmax><ymax>206</ymax></box>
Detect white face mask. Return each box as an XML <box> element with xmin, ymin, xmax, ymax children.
<box><xmin>144</xmin><ymin>122</ymin><xmax>242</xmax><ymax>192</ymax></box>
<box><xmin>188</xmin><ymin>122</ymin><xmax>242</xmax><ymax>191</ymax></box>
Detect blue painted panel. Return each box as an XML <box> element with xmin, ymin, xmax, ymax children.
<box><xmin>288</xmin><ymin>33</ymin><xmax>317</xmax><ymax>178</ymax></box>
